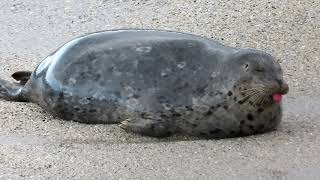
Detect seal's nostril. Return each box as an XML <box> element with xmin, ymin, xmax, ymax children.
<box><xmin>275</xmin><ymin>79</ymin><xmax>283</xmax><ymax>85</ymax></box>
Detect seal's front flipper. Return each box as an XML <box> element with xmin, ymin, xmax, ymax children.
<box><xmin>11</xmin><ymin>71</ymin><xmax>32</xmax><ymax>85</ymax></box>
<box><xmin>120</xmin><ymin>117</ymin><xmax>173</xmax><ymax>138</ymax></box>
<box><xmin>0</xmin><ymin>79</ymin><xmax>27</xmax><ymax>102</ymax></box>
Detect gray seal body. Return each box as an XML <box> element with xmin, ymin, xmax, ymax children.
<box><xmin>0</xmin><ymin>29</ymin><xmax>289</xmax><ymax>138</ymax></box>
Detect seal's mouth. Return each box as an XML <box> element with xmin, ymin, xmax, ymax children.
<box><xmin>270</xmin><ymin>82</ymin><xmax>289</xmax><ymax>104</ymax></box>
<box><xmin>272</xmin><ymin>93</ymin><xmax>283</xmax><ymax>104</ymax></box>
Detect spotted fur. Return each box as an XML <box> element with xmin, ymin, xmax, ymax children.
<box><xmin>0</xmin><ymin>29</ymin><xmax>288</xmax><ymax>138</ymax></box>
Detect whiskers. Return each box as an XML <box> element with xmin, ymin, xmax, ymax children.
<box><xmin>230</xmin><ymin>85</ymin><xmax>271</xmax><ymax>108</ymax></box>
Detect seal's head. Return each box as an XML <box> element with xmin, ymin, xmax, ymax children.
<box><xmin>227</xmin><ymin>50</ymin><xmax>289</xmax><ymax>106</ymax></box>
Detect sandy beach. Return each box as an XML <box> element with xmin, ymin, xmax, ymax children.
<box><xmin>0</xmin><ymin>0</ymin><xmax>319</xmax><ymax>179</ymax></box>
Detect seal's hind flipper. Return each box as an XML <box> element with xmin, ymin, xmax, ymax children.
<box><xmin>0</xmin><ymin>78</ymin><xmax>27</xmax><ymax>102</ymax></box>
<box><xmin>11</xmin><ymin>71</ymin><xmax>32</xmax><ymax>85</ymax></box>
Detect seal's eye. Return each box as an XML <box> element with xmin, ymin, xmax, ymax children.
<box><xmin>254</xmin><ymin>68</ymin><xmax>265</xmax><ymax>73</ymax></box>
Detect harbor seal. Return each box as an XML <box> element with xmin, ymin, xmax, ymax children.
<box><xmin>0</xmin><ymin>29</ymin><xmax>289</xmax><ymax>138</ymax></box>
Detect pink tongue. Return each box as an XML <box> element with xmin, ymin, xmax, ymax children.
<box><xmin>272</xmin><ymin>94</ymin><xmax>282</xmax><ymax>104</ymax></box>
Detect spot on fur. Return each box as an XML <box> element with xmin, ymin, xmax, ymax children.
<box><xmin>247</xmin><ymin>113</ymin><xmax>254</xmax><ymax>121</ymax></box>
